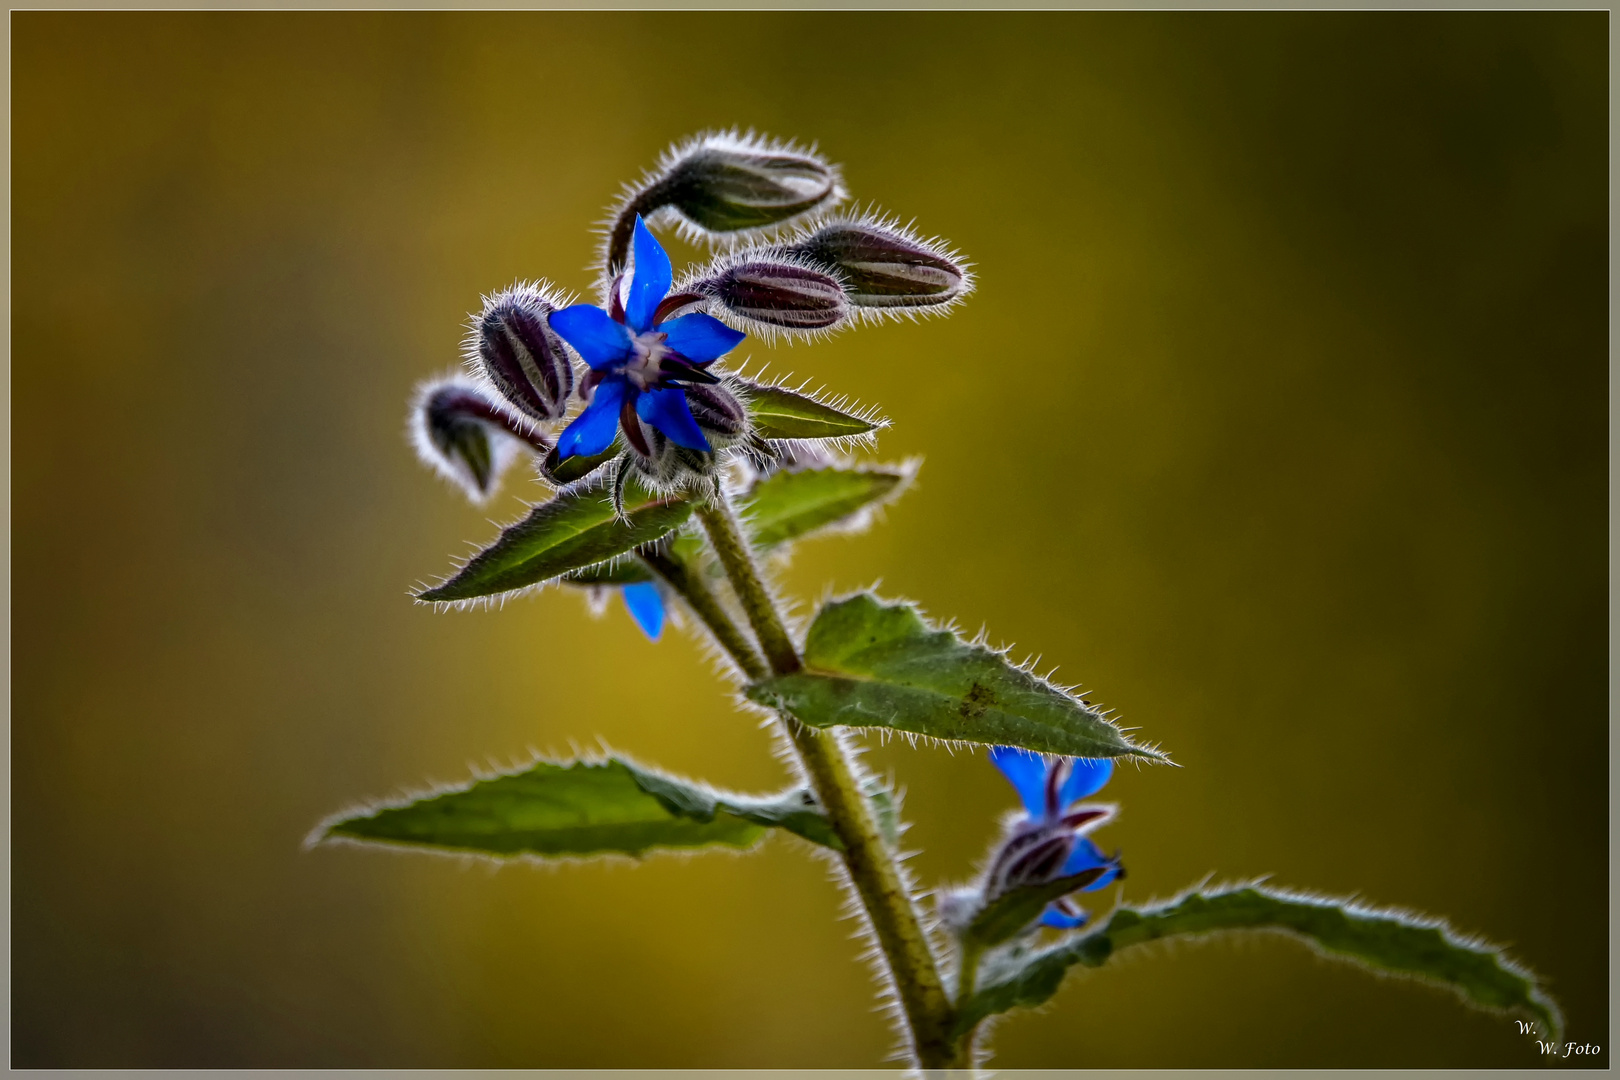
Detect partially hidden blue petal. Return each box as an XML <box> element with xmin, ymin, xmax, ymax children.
<box><xmin>625</xmin><ymin>216</ymin><xmax>672</xmax><ymax>333</ymax></box>
<box><xmin>1059</xmin><ymin>757</ymin><xmax>1114</xmax><ymax>807</ymax></box>
<box><xmin>989</xmin><ymin>746</ymin><xmax>1049</xmax><ymax>820</ymax></box>
<box><xmin>656</xmin><ymin>312</ymin><xmax>747</xmax><ymax>365</ymax></box>
<box><xmin>636</xmin><ymin>387</ymin><xmax>711</xmax><ymax>452</ymax></box>
<box><xmin>1061</xmin><ymin>837</ymin><xmax>1122</xmax><ymax>891</ymax></box>
<box><xmin>621</xmin><ymin>582</ymin><xmax>665</xmax><ymax>641</ymax></box>
<box><xmin>549</xmin><ymin>305</ymin><xmax>633</xmax><ymax>370</ymax></box>
<box><xmin>556</xmin><ymin>376</ymin><xmax>629</xmax><ymax>460</ymax></box>
<box><xmin>1040</xmin><ymin>905</ymin><xmax>1090</xmax><ymax>930</ymax></box>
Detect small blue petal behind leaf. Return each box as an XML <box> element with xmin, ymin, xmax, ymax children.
<box><xmin>1059</xmin><ymin>757</ymin><xmax>1114</xmax><ymax>806</ymax></box>
<box><xmin>549</xmin><ymin>305</ymin><xmax>634</xmax><ymax>369</ymax></box>
<box><xmin>626</xmin><ymin>216</ymin><xmax>673</xmax><ymax>332</ymax></box>
<box><xmin>557</xmin><ymin>376</ymin><xmax>630</xmax><ymax>460</ymax></box>
<box><xmin>1039</xmin><ymin>905</ymin><xmax>1089</xmax><ymax>930</ymax></box>
<box><xmin>621</xmin><ymin>582</ymin><xmax>666</xmax><ymax>640</ymax></box>
<box><xmin>658</xmin><ymin>311</ymin><xmax>747</xmax><ymax>365</ymax></box>
<box><xmin>637</xmin><ymin>387</ymin><xmax>712</xmax><ymax>452</ymax></box>
<box><xmin>990</xmin><ymin>746</ymin><xmax>1049</xmax><ymax>819</ymax></box>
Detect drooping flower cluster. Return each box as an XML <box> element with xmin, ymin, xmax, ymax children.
<box><xmin>985</xmin><ymin>747</ymin><xmax>1124</xmax><ymax>929</ymax></box>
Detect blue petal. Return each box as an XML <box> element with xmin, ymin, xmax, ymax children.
<box><xmin>1059</xmin><ymin>757</ymin><xmax>1114</xmax><ymax>807</ymax></box>
<box><xmin>556</xmin><ymin>376</ymin><xmax>629</xmax><ymax>460</ymax></box>
<box><xmin>549</xmin><ymin>305</ymin><xmax>633</xmax><ymax>370</ymax></box>
<box><xmin>656</xmin><ymin>312</ymin><xmax>747</xmax><ymax>365</ymax></box>
<box><xmin>625</xmin><ymin>216</ymin><xmax>672</xmax><ymax>333</ymax></box>
<box><xmin>1061</xmin><ymin>838</ymin><xmax>1122</xmax><ymax>891</ymax></box>
<box><xmin>636</xmin><ymin>387</ymin><xmax>711</xmax><ymax>452</ymax></box>
<box><xmin>621</xmin><ymin>582</ymin><xmax>665</xmax><ymax>641</ymax></box>
<box><xmin>989</xmin><ymin>746</ymin><xmax>1049</xmax><ymax>820</ymax></box>
<box><xmin>1039</xmin><ymin>905</ymin><xmax>1089</xmax><ymax>930</ymax></box>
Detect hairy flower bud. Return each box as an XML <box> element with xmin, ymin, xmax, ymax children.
<box><xmin>410</xmin><ymin>376</ymin><xmax>547</xmax><ymax>504</ymax></box>
<box><xmin>695</xmin><ymin>258</ymin><xmax>849</xmax><ymax>333</ymax></box>
<box><xmin>986</xmin><ymin>823</ymin><xmax>1080</xmax><ymax>901</ymax></box>
<box><xmin>682</xmin><ymin>383</ymin><xmax>749</xmax><ymax>439</ymax></box>
<box><xmin>660</xmin><ymin>142</ymin><xmax>841</xmax><ymax>234</ymax></box>
<box><xmin>788</xmin><ymin>219</ymin><xmax>971</xmax><ymax>312</ymax></box>
<box><xmin>469</xmin><ymin>284</ymin><xmax>575</xmax><ymax>422</ymax></box>
<box><xmin>606</xmin><ymin>132</ymin><xmax>846</xmax><ymax>273</ymax></box>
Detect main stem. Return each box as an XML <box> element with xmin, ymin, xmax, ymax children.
<box><xmin>691</xmin><ymin>494</ymin><xmax>959</xmax><ymax>1070</ymax></box>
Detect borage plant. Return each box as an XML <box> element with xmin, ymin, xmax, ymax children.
<box><xmin>318</xmin><ymin>132</ymin><xmax>1560</xmax><ymax>1070</ymax></box>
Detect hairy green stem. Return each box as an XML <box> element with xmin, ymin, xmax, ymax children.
<box><xmin>636</xmin><ymin>548</ymin><xmax>768</xmax><ymax>681</ymax></box>
<box><xmin>947</xmin><ymin>941</ymin><xmax>987</xmax><ymax>1069</ymax></box>
<box><xmin>694</xmin><ymin>500</ymin><xmax>803</xmax><ymax>676</ymax></box>
<box><xmin>694</xmin><ymin>491</ymin><xmax>959</xmax><ymax>1070</ymax></box>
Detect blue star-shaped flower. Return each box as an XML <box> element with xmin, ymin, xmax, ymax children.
<box><xmin>548</xmin><ymin>216</ymin><xmax>748</xmax><ymax>461</ymax></box>
<box><xmin>989</xmin><ymin>746</ymin><xmax>1124</xmax><ymax>929</ymax></box>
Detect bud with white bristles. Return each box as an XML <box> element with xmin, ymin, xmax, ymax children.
<box><xmin>467</xmin><ymin>282</ymin><xmax>576</xmax><ymax>423</ymax></box>
<box><xmin>409</xmin><ymin>375</ymin><xmax>549</xmax><ymax>504</ymax></box>
<box><xmin>787</xmin><ymin>214</ymin><xmax>973</xmax><ymax>318</ymax></box>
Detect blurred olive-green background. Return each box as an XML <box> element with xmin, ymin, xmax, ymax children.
<box><xmin>13</xmin><ymin>11</ymin><xmax>1607</xmax><ymax>1068</ymax></box>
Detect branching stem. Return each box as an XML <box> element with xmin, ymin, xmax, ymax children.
<box><xmin>636</xmin><ymin>547</ymin><xmax>767</xmax><ymax>682</ymax></box>
<box><xmin>691</xmin><ymin>490</ymin><xmax>960</xmax><ymax>1071</ymax></box>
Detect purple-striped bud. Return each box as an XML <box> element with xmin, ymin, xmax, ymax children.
<box><xmin>985</xmin><ymin>823</ymin><xmax>1080</xmax><ymax>901</ymax></box>
<box><xmin>470</xmin><ymin>285</ymin><xmax>574</xmax><ymax>422</ymax></box>
<box><xmin>789</xmin><ymin>220</ymin><xmax>971</xmax><ymax>311</ymax></box>
<box><xmin>410</xmin><ymin>376</ymin><xmax>548</xmax><ymax>504</ymax></box>
<box><xmin>683</xmin><ymin>383</ymin><xmax>749</xmax><ymax>439</ymax></box>
<box><xmin>698</xmin><ymin>259</ymin><xmax>849</xmax><ymax>333</ymax></box>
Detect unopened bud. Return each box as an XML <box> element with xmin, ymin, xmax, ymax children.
<box><xmin>986</xmin><ymin>823</ymin><xmax>1077</xmax><ymax>901</ymax></box>
<box><xmin>470</xmin><ymin>284</ymin><xmax>575</xmax><ymax>422</ymax></box>
<box><xmin>606</xmin><ymin>133</ymin><xmax>846</xmax><ymax>273</ymax></box>
<box><xmin>656</xmin><ymin>133</ymin><xmax>842</xmax><ymax>234</ymax></box>
<box><xmin>682</xmin><ymin>383</ymin><xmax>749</xmax><ymax>439</ymax></box>
<box><xmin>789</xmin><ymin>220</ymin><xmax>970</xmax><ymax>311</ymax></box>
<box><xmin>698</xmin><ymin>258</ymin><xmax>849</xmax><ymax>333</ymax></box>
<box><xmin>411</xmin><ymin>376</ymin><xmax>546</xmax><ymax>504</ymax></box>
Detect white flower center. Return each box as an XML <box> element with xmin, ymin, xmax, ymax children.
<box><xmin>623</xmin><ymin>330</ymin><xmax>670</xmax><ymax>392</ymax></box>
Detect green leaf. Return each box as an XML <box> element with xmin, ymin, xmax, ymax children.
<box><xmin>561</xmin><ymin>463</ymin><xmax>913</xmax><ymax>591</ymax></box>
<box><xmin>745</xmin><ymin>593</ymin><xmax>1166</xmax><ymax>760</ymax></box>
<box><xmin>957</xmin><ymin>884</ymin><xmax>1563</xmax><ymax>1040</ymax></box>
<box><xmin>742</xmin><ymin>463</ymin><xmax>913</xmax><ymax>548</ymax></box>
<box><xmin>566</xmin><ymin>559</ymin><xmax>655</xmax><ymax>586</ymax></box>
<box><xmin>744</xmin><ymin>382</ymin><xmax>884</xmax><ymax>441</ymax></box>
<box><xmin>320</xmin><ymin>756</ymin><xmax>845</xmax><ymax>858</ymax></box>
<box><xmin>542</xmin><ymin>444</ymin><xmax>618</xmax><ymax>485</ymax></box>
<box><xmin>417</xmin><ymin>482</ymin><xmax>693</xmax><ymax>603</ymax></box>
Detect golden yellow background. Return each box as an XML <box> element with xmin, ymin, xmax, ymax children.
<box><xmin>13</xmin><ymin>12</ymin><xmax>1606</xmax><ymax>1068</ymax></box>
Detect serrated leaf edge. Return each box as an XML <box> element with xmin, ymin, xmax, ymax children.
<box><xmin>751</xmin><ymin>588</ymin><xmax>1172</xmax><ymax>763</ymax></box>
<box><xmin>307</xmin><ymin>745</ymin><xmax>836</xmax><ymax>866</ymax></box>
<box><xmin>410</xmin><ymin>480</ymin><xmax>693</xmax><ymax>612</ymax></box>
<box><xmin>961</xmin><ymin>879</ymin><xmax>1563</xmax><ymax>1041</ymax></box>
